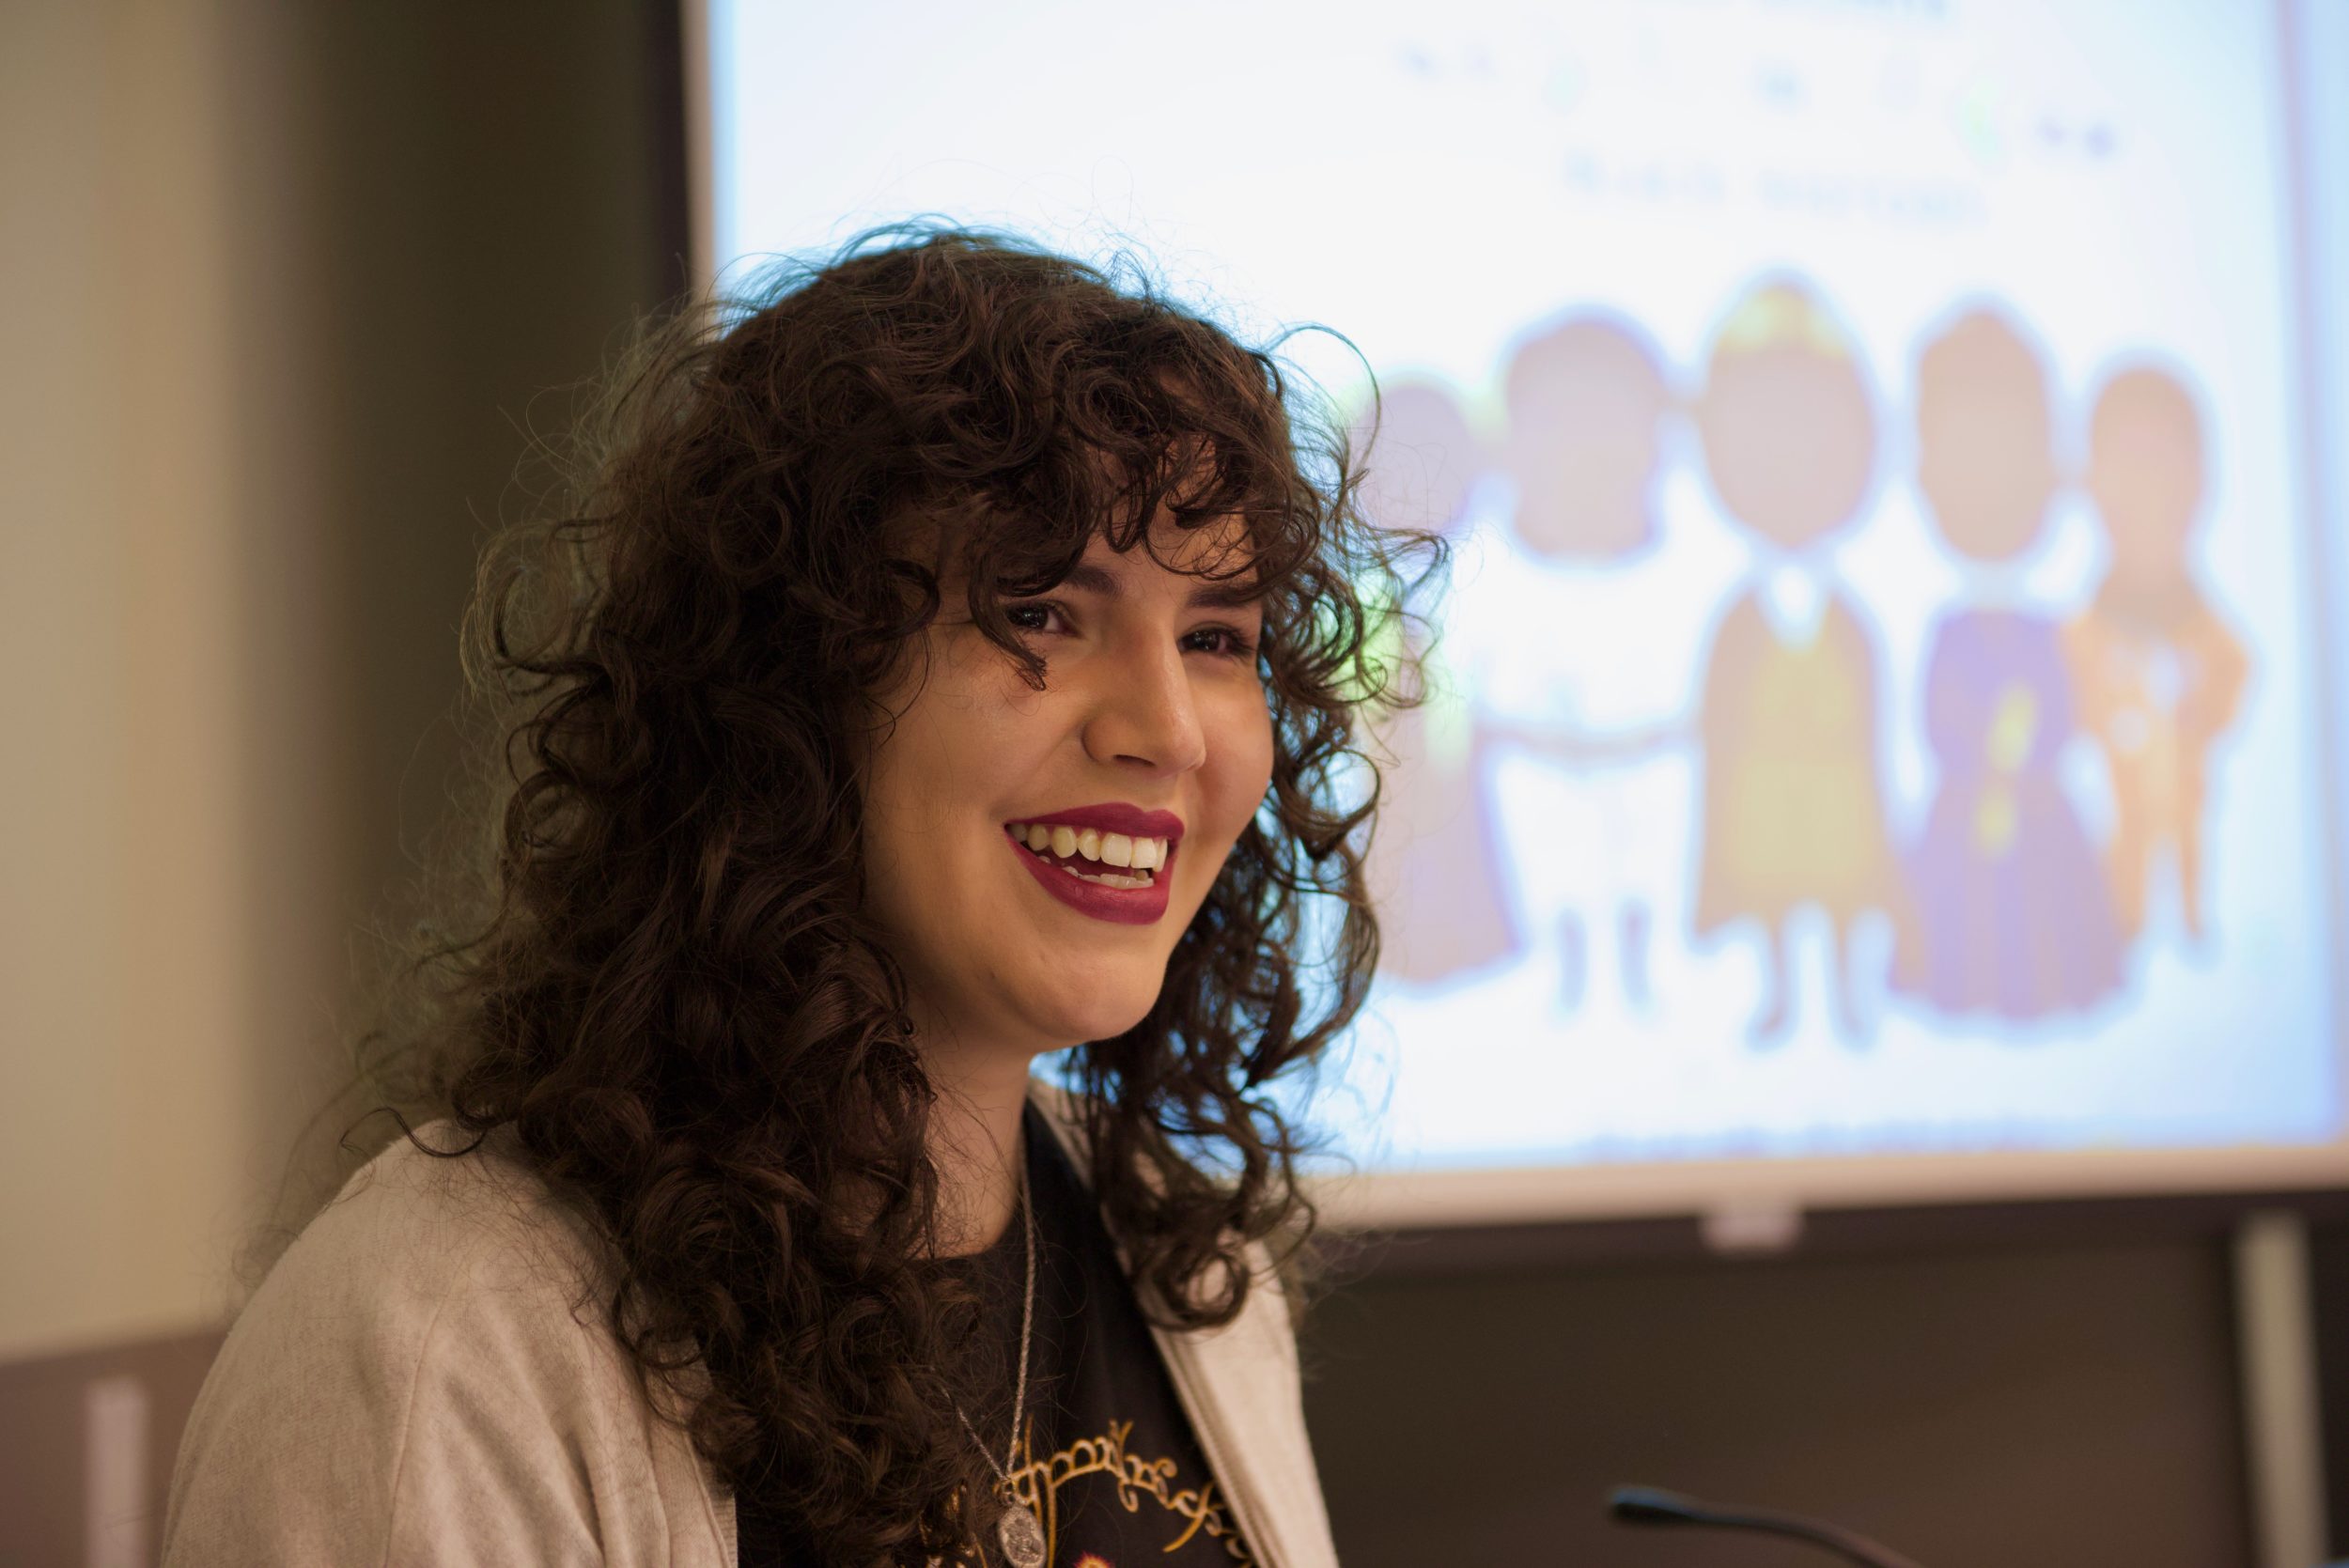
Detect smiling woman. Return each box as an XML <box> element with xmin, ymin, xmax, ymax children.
<box><xmin>863</xmin><ymin>521</ymin><xmax>1281</xmax><ymax>1157</ymax></box>
<box><xmin>161</xmin><ymin>225</ymin><xmax>1435</xmax><ymax>1568</ymax></box>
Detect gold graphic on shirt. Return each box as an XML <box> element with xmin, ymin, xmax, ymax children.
<box><xmin>1000</xmin><ymin>1419</ymin><xmax>1255</xmax><ymax>1565</ymax></box>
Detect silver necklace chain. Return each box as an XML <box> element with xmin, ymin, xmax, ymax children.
<box><xmin>948</xmin><ymin>1148</ymin><xmax>1045</xmax><ymax>1567</ymax></box>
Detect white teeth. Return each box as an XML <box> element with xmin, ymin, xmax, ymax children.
<box><xmin>1005</xmin><ymin>821</ymin><xmax>1168</xmax><ymax>881</ymax></box>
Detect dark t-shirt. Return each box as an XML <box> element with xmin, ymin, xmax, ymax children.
<box><xmin>739</xmin><ymin>1104</ymin><xmax>1254</xmax><ymax>1567</ymax></box>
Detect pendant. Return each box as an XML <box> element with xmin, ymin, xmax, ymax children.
<box><xmin>995</xmin><ymin>1498</ymin><xmax>1046</xmax><ymax>1568</ymax></box>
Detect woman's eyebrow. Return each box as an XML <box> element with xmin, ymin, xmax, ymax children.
<box><xmin>1055</xmin><ymin>564</ymin><xmax>1122</xmax><ymax>596</ymax></box>
<box><xmin>1188</xmin><ymin>578</ymin><xmax>1267</xmax><ymax>610</ymax></box>
<box><xmin>1054</xmin><ymin>563</ymin><xmax>1266</xmax><ymax>610</ymax></box>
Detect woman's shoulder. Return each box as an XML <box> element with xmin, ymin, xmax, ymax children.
<box><xmin>163</xmin><ymin>1122</ymin><xmax>724</xmax><ymax>1565</ymax></box>
<box><xmin>222</xmin><ymin>1120</ymin><xmax>622</xmax><ymax>1373</ymax></box>
<box><xmin>296</xmin><ymin>1119</ymin><xmax>608</xmax><ymax>1296</ymax></box>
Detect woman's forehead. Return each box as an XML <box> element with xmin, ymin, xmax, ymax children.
<box><xmin>1091</xmin><ymin>510</ymin><xmax>1258</xmax><ymax>581</ymax></box>
<box><xmin>926</xmin><ymin>508</ymin><xmax>1263</xmax><ymax>607</ymax></box>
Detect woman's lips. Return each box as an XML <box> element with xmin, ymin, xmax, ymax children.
<box><xmin>1006</xmin><ymin>802</ymin><xmax>1185</xmax><ymax>845</ymax></box>
<box><xmin>1005</xmin><ymin>830</ymin><xmax>1173</xmax><ymax>925</ymax></box>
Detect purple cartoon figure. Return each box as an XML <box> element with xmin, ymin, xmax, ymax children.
<box><xmin>1893</xmin><ymin>308</ymin><xmax>2125</xmax><ymax>1022</ymax></box>
<box><xmin>1355</xmin><ymin>381</ymin><xmax>1518</xmax><ymax>985</ymax></box>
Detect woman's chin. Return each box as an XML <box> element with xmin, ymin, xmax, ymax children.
<box><xmin>1018</xmin><ymin>978</ymin><xmax>1163</xmax><ymax>1053</ymax></box>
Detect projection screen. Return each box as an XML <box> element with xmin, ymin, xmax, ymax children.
<box><xmin>695</xmin><ymin>0</ymin><xmax>2349</xmax><ymax>1225</ymax></box>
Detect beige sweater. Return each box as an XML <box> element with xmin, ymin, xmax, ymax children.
<box><xmin>163</xmin><ymin>1089</ymin><xmax>1340</xmax><ymax>1568</ymax></box>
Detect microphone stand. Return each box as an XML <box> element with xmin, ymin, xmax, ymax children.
<box><xmin>1609</xmin><ymin>1484</ymin><xmax>1932</xmax><ymax>1568</ymax></box>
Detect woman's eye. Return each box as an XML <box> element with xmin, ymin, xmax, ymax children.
<box><xmin>1004</xmin><ymin>602</ymin><xmax>1063</xmax><ymax>634</ymax></box>
<box><xmin>1183</xmin><ymin>625</ymin><xmax>1258</xmax><ymax>659</ymax></box>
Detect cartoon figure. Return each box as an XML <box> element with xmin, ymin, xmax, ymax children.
<box><xmin>2064</xmin><ymin>365</ymin><xmax>2249</xmax><ymax>945</ymax></box>
<box><xmin>1457</xmin><ymin>313</ymin><xmax>1692</xmax><ymax>1012</ymax></box>
<box><xmin>1893</xmin><ymin>308</ymin><xmax>2124</xmax><ymax>1021</ymax></box>
<box><xmin>1353</xmin><ymin>380</ymin><xmax>1518</xmax><ymax>985</ymax></box>
<box><xmin>1504</xmin><ymin>314</ymin><xmax>1674</xmax><ymax>561</ymax></box>
<box><xmin>1689</xmin><ymin>280</ymin><xmax>1903</xmax><ymax>1044</ymax></box>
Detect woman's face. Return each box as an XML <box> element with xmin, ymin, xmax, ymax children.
<box><xmin>861</xmin><ymin>513</ymin><xmax>1274</xmax><ymax>1066</ymax></box>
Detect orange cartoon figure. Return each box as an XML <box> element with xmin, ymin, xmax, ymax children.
<box><xmin>1455</xmin><ymin>312</ymin><xmax>1693</xmax><ymax>1012</ymax></box>
<box><xmin>2064</xmin><ymin>365</ymin><xmax>2249</xmax><ymax>945</ymax></box>
<box><xmin>1893</xmin><ymin>308</ymin><xmax>2124</xmax><ymax>1021</ymax></box>
<box><xmin>1689</xmin><ymin>279</ymin><xmax>1902</xmax><ymax>1044</ymax></box>
<box><xmin>1353</xmin><ymin>380</ymin><xmax>1517</xmax><ymax>985</ymax></box>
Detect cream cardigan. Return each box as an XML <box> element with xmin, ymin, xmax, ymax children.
<box><xmin>163</xmin><ymin>1086</ymin><xmax>1341</xmax><ymax>1568</ymax></box>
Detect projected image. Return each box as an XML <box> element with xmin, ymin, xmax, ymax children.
<box><xmin>1351</xmin><ymin>270</ymin><xmax>2302</xmax><ymax>1168</ymax></box>
<box><xmin>1361</xmin><ymin>280</ymin><xmax>2264</xmax><ymax>1027</ymax></box>
<box><xmin>712</xmin><ymin>0</ymin><xmax>2343</xmax><ymax>1177</ymax></box>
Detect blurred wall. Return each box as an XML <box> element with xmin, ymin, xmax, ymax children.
<box><xmin>0</xmin><ymin>0</ymin><xmax>681</xmax><ymax>1363</ymax></box>
<box><xmin>1304</xmin><ymin>1213</ymin><xmax>2263</xmax><ymax>1568</ymax></box>
<box><xmin>3</xmin><ymin>0</ymin><xmax>293</xmax><ymax>1362</ymax></box>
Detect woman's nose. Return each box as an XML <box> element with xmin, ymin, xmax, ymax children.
<box><xmin>1081</xmin><ymin>638</ymin><xmax>1207</xmax><ymax>776</ymax></box>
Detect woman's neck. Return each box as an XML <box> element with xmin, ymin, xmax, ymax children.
<box><xmin>920</xmin><ymin>1037</ymin><xmax>1041</xmax><ymax>1257</ymax></box>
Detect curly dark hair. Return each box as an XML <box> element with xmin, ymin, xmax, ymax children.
<box><xmin>364</xmin><ymin>224</ymin><xmax>1429</xmax><ymax>1565</ymax></box>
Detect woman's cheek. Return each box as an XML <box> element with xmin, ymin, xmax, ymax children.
<box><xmin>1221</xmin><ymin>691</ymin><xmax>1277</xmax><ymax>843</ymax></box>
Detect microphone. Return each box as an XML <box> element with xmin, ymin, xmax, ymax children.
<box><xmin>1608</xmin><ymin>1484</ymin><xmax>1931</xmax><ymax>1568</ymax></box>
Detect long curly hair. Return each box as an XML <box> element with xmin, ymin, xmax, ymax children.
<box><xmin>364</xmin><ymin>225</ymin><xmax>1430</xmax><ymax>1565</ymax></box>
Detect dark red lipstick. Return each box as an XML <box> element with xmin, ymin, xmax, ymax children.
<box><xmin>1007</xmin><ymin>802</ymin><xmax>1185</xmax><ymax>845</ymax></box>
<box><xmin>1002</xmin><ymin>803</ymin><xmax>1184</xmax><ymax>925</ymax></box>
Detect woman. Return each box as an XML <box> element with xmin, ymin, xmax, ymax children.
<box><xmin>163</xmin><ymin>226</ymin><xmax>1423</xmax><ymax>1567</ymax></box>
